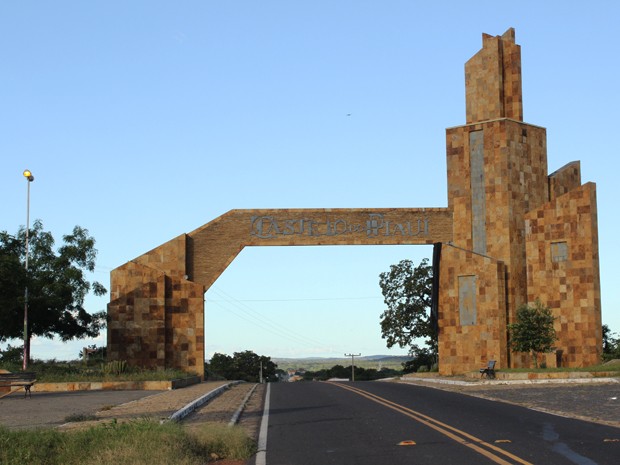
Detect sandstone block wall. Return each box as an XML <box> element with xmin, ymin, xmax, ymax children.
<box><xmin>108</xmin><ymin>236</ymin><xmax>205</xmax><ymax>377</ymax></box>
<box><xmin>109</xmin><ymin>208</ymin><xmax>453</xmax><ymax>377</ymax></box>
<box><xmin>525</xmin><ymin>182</ymin><xmax>601</xmax><ymax>367</ymax></box>
<box><xmin>438</xmin><ymin>244</ymin><xmax>508</xmax><ymax>374</ymax></box>
<box><xmin>108</xmin><ymin>28</ymin><xmax>601</xmax><ymax>376</ymax></box>
<box><xmin>438</xmin><ymin>29</ymin><xmax>601</xmax><ymax>374</ymax></box>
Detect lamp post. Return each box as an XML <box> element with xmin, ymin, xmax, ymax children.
<box><xmin>23</xmin><ymin>169</ymin><xmax>34</xmax><ymax>371</ymax></box>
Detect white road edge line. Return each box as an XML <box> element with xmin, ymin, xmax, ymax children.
<box><xmin>255</xmin><ymin>382</ymin><xmax>271</xmax><ymax>465</ymax></box>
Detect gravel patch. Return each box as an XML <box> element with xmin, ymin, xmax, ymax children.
<box><xmin>399</xmin><ymin>378</ymin><xmax>620</xmax><ymax>427</ymax></box>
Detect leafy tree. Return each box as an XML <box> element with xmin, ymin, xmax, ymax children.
<box><xmin>207</xmin><ymin>350</ymin><xmax>278</xmax><ymax>382</ymax></box>
<box><xmin>0</xmin><ymin>221</ymin><xmax>107</xmax><ymax>363</ymax></box>
<box><xmin>379</xmin><ymin>258</ymin><xmax>437</xmax><ymax>359</ymax></box>
<box><xmin>401</xmin><ymin>347</ymin><xmax>436</xmax><ymax>374</ymax></box>
<box><xmin>602</xmin><ymin>324</ymin><xmax>620</xmax><ymax>361</ymax></box>
<box><xmin>507</xmin><ymin>299</ymin><xmax>557</xmax><ymax>368</ymax></box>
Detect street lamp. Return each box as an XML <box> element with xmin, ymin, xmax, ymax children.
<box><xmin>23</xmin><ymin>169</ymin><xmax>34</xmax><ymax>371</ymax></box>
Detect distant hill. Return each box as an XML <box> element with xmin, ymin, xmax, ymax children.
<box><xmin>273</xmin><ymin>355</ymin><xmax>411</xmax><ymax>371</ymax></box>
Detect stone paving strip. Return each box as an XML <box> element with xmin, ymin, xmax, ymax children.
<box><xmin>94</xmin><ymin>381</ymin><xmax>230</xmax><ymax>423</ymax></box>
<box><xmin>58</xmin><ymin>381</ymin><xmax>229</xmax><ymax>430</ymax></box>
<box><xmin>57</xmin><ymin>380</ymin><xmax>265</xmax><ymax>437</ymax></box>
<box><xmin>183</xmin><ymin>383</ymin><xmax>260</xmax><ymax>428</ymax></box>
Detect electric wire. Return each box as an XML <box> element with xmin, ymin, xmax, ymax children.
<box><xmin>206</xmin><ymin>285</ymin><xmax>332</xmax><ymax>349</ymax></box>
<box><xmin>207</xmin><ymin>285</ymin><xmax>328</xmax><ymax>348</ymax></box>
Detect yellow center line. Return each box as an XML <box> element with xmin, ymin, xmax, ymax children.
<box><xmin>331</xmin><ymin>382</ymin><xmax>533</xmax><ymax>465</ymax></box>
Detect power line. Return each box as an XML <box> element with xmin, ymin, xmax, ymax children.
<box><xmin>206</xmin><ymin>285</ymin><xmax>331</xmax><ymax>349</ymax></box>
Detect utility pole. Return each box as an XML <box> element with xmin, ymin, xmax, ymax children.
<box><xmin>259</xmin><ymin>361</ymin><xmax>263</xmax><ymax>384</ymax></box>
<box><xmin>344</xmin><ymin>353</ymin><xmax>361</xmax><ymax>382</ymax></box>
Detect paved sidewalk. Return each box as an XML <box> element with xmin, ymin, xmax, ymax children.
<box><xmin>0</xmin><ymin>389</ymin><xmax>161</xmax><ymax>430</ymax></box>
<box><xmin>0</xmin><ymin>381</ymin><xmax>231</xmax><ymax>430</ymax></box>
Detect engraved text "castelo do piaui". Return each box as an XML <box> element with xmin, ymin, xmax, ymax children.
<box><xmin>250</xmin><ymin>214</ymin><xmax>429</xmax><ymax>239</ymax></box>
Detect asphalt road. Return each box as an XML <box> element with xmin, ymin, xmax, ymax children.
<box><xmin>257</xmin><ymin>382</ymin><xmax>620</xmax><ymax>465</ymax></box>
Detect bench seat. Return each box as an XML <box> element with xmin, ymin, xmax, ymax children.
<box><xmin>0</xmin><ymin>372</ymin><xmax>37</xmax><ymax>398</ymax></box>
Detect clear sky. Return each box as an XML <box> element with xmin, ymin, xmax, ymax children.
<box><xmin>2</xmin><ymin>1</ymin><xmax>619</xmax><ymax>363</ymax></box>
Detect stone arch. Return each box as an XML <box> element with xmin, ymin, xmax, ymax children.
<box><xmin>108</xmin><ymin>29</ymin><xmax>602</xmax><ymax>377</ymax></box>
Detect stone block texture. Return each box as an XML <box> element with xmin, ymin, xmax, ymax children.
<box><xmin>108</xmin><ymin>28</ymin><xmax>601</xmax><ymax>376</ymax></box>
<box><xmin>439</xmin><ymin>29</ymin><xmax>601</xmax><ymax>374</ymax></box>
<box><xmin>438</xmin><ymin>244</ymin><xmax>508</xmax><ymax>375</ymax></box>
<box><xmin>524</xmin><ymin>182</ymin><xmax>601</xmax><ymax>368</ymax></box>
<box><xmin>108</xmin><ymin>237</ymin><xmax>205</xmax><ymax>377</ymax></box>
<box><xmin>109</xmin><ymin>208</ymin><xmax>452</xmax><ymax>376</ymax></box>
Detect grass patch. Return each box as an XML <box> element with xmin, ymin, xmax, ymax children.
<box><xmin>495</xmin><ymin>363</ymin><xmax>620</xmax><ymax>374</ymax></box>
<box><xmin>0</xmin><ymin>420</ymin><xmax>256</xmax><ymax>465</ymax></box>
<box><xmin>64</xmin><ymin>413</ymin><xmax>98</xmax><ymax>423</ymax></box>
<box><xmin>188</xmin><ymin>423</ymin><xmax>257</xmax><ymax>461</ymax></box>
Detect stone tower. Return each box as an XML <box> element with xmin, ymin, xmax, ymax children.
<box><xmin>438</xmin><ymin>29</ymin><xmax>601</xmax><ymax>373</ymax></box>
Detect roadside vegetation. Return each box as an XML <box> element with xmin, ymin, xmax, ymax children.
<box><xmin>0</xmin><ymin>420</ymin><xmax>256</xmax><ymax>465</ymax></box>
<box><xmin>496</xmin><ymin>362</ymin><xmax>620</xmax><ymax>374</ymax></box>
<box><xmin>302</xmin><ymin>364</ymin><xmax>402</xmax><ymax>381</ymax></box>
<box><xmin>378</xmin><ymin>258</ymin><xmax>438</xmax><ymax>371</ymax></box>
<box><xmin>603</xmin><ymin>324</ymin><xmax>620</xmax><ymax>362</ymax></box>
<box><xmin>274</xmin><ymin>356</ymin><xmax>410</xmax><ymax>372</ymax></box>
<box><xmin>0</xmin><ymin>346</ymin><xmax>194</xmax><ymax>382</ymax></box>
<box><xmin>206</xmin><ymin>350</ymin><xmax>278</xmax><ymax>382</ymax></box>
<box><xmin>0</xmin><ymin>224</ymin><xmax>107</xmax><ymax>366</ymax></box>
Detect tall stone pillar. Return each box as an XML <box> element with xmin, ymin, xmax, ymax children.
<box><xmin>107</xmin><ymin>235</ymin><xmax>205</xmax><ymax>378</ymax></box>
<box><xmin>438</xmin><ymin>29</ymin><xmax>601</xmax><ymax>374</ymax></box>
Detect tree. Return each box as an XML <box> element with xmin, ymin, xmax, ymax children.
<box><xmin>507</xmin><ymin>300</ymin><xmax>557</xmax><ymax>368</ymax></box>
<box><xmin>401</xmin><ymin>347</ymin><xmax>435</xmax><ymax>374</ymax></box>
<box><xmin>207</xmin><ymin>350</ymin><xmax>278</xmax><ymax>382</ymax></box>
<box><xmin>602</xmin><ymin>324</ymin><xmax>620</xmax><ymax>361</ymax></box>
<box><xmin>0</xmin><ymin>221</ymin><xmax>107</xmax><ymax>362</ymax></box>
<box><xmin>379</xmin><ymin>258</ymin><xmax>437</xmax><ymax>359</ymax></box>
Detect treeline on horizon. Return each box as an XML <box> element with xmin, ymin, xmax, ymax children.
<box><xmin>300</xmin><ymin>364</ymin><xmax>402</xmax><ymax>381</ymax></box>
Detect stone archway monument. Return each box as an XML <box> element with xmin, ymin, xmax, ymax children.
<box><xmin>107</xmin><ymin>209</ymin><xmax>452</xmax><ymax>378</ymax></box>
<box><xmin>108</xmin><ymin>29</ymin><xmax>601</xmax><ymax>378</ymax></box>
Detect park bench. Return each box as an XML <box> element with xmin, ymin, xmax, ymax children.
<box><xmin>0</xmin><ymin>372</ymin><xmax>37</xmax><ymax>399</ymax></box>
<box><xmin>479</xmin><ymin>360</ymin><xmax>496</xmax><ymax>379</ymax></box>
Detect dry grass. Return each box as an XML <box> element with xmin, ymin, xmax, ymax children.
<box><xmin>0</xmin><ymin>420</ymin><xmax>256</xmax><ymax>465</ymax></box>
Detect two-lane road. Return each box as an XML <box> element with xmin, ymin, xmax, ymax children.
<box><xmin>255</xmin><ymin>381</ymin><xmax>619</xmax><ymax>465</ymax></box>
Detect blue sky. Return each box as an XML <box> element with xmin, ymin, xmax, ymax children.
<box><xmin>2</xmin><ymin>1</ymin><xmax>619</xmax><ymax>362</ymax></box>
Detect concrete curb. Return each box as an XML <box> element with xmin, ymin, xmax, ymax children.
<box><xmin>401</xmin><ymin>376</ymin><xmax>620</xmax><ymax>386</ymax></box>
<box><xmin>167</xmin><ymin>381</ymin><xmax>242</xmax><ymax>423</ymax></box>
<box><xmin>228</xmin><ymin>383</ymin><xmax>258</xmax><ymax>427</ymax></box>
<box><xmin>33</xmin><ymin>376</ymin><xmax>202</xmax><ymax>393</ymax></box>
